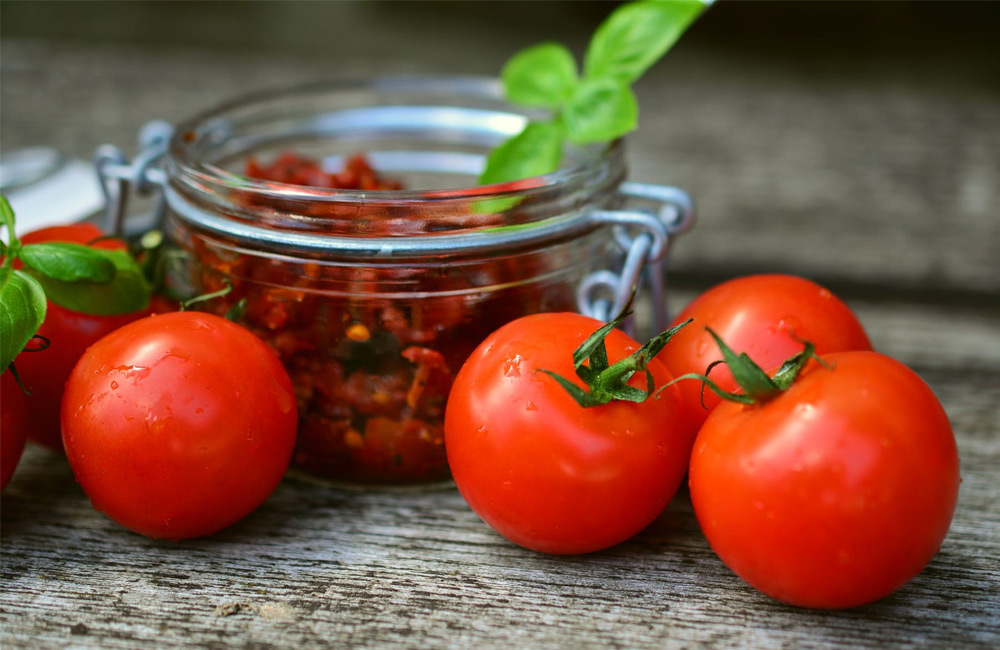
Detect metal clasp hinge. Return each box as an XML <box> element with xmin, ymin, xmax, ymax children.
<box><xmin>93</xmin><ymin>120</ymin><xmax>173</xmax><ymax>236</ymax></box>
<box><xmin>578</xmin><ymin>181</ymin><xmax>695</xmax><ymax>336</ymax></box>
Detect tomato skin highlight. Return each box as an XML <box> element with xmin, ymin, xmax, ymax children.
<box><xmin>1</xmin><ymin>372</ymin><xmax>29</xmax><ymax>490</ymax></box>
<box><xmin>14</xmin><ymin>224</ymin><xmax>153</xmax><ymax>451</ymax></box>
<box><xmin>661</xmin><ymin>274</ymin><xmax>872</xmax><ymax>428</ymax></box>
<box><xmin>61</xmin><ymin>312</ymin><xmax>298</xmax><ymax>540</ymax></box>
<box><xmin>689</xmin><ymin>351</ymin><xmax>960</xmax><ymax>609</ymax></box>
<box><xmin>445</xmin><ymin>313</ymin><xmax>695</xmax><ymax>555</ymax></box>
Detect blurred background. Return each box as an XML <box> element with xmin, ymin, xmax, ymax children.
<box><xmin>2</xmin><ymin>0</ymin><xmax>999</xmax><ymax>302</ymax></box>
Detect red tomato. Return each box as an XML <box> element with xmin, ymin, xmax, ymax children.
<box><xmin>444</xmin><ymin>313</ymin><xmax>695</xmax><ymax>555</ymax></box>
<box><xmin>1</xmin><ymin>372</ymin><xmax>29</xmax><ymax>490</ymax></box>
<box><xmin>661</xmin><ymin>274</ymin><xmax>872</xmax><ymax>428</ymax></box>
<box><xmin>15</xmin><ymin>223</ymin><xmax>153</xmax><ymax>451</ymax></box>
<box><xmin>18</xmin><ymin>223</ymin><xmax>120</xmax><ymax>251</ymax></box>
<box><xmin>689</xmin><ymin>351</ymin><xmax>960</xmax><ymax>609</ymax></box>
<box><xmin>61</xmin><ymin>311</ymin><xmax>298</xmax><ymax>540</ymax></box>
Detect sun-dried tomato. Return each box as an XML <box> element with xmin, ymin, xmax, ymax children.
<box><xmin>180</xmin><ymin>152</ymin><xmax>578</xmax><ymax>484</ymax></box>
<box><xmin>245</xmin><ymin>153</ymin><xmax>403</xmax><ymax>191</ymax></box>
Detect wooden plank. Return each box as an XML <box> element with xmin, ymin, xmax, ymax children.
<box><xmin>2</xmin><ymin>299</ymin><xmax>998</xmax><ymax>650</ymax></box>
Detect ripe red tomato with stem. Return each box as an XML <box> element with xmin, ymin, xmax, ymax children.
<box><xmin>61</xmin><ymin>311</ymin><xmax>298</xmax><ymax>540</ymax></box>
<box><xmin>685</xmin><ymin>331</ymin><xmax>960</xmax><ymax>609</ymax></box>
<box><xmin>1</xmin><ymin>371</ymin><xmax>29</xmax><ymax>489</ymax></box>
<box><xmin>445</xmin><ymin>310</ymin><xmax>695</xmax><ymax>555</ymax></box>
<box><xmin>660</xmin><ymin>274</ymin><xmax>872</xmax><ymax>428</ymax></box>
<box><xmin>14</xmin><ymin>223</ymin><xmax>155</xmax><ymax>451</ymax></box>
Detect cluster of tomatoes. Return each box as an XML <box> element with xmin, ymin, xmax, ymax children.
<box><xmin>444</xmin><ymin>274</ymin><xmax>960</xmax><ymax>609</ymax></box>
<box><xmin>2</xmin><ymin>221</ymin><xmax>960</xmax><ymax>610</ymax></box>
<box><xmin>1</xmin><ymin>223</ymin><xmax>299</xmax><ymax>540</ymax></box>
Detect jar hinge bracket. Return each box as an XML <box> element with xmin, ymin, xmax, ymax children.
<box><xmin>577</xmin><ymin>182</ymin><xmax>695</xmax><ymax>336</ymax></box>
<box><xmin>93</xmin><ymin>120</ymin><xmax>174</xmax><ymax>236</ymax></box>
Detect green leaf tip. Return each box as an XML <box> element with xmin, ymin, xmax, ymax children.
<box><xmin>502</xmin><ymin>42</ymin><xmax>578</xmax><ymax>109</ymax></box>
<box><xmin>480</xmin><ymin>0</ymin><xmax>711</xmax><ymax>185</ymax></box>
<box><xmin>1</xmin><ymin>271</ymin><xmax>47</xmax><ymax>371</ymax></box>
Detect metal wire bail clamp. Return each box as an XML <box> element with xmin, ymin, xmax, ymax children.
<box><xmin>577</xmin><ymin>181</ymin><xmax>696</xmax><ymax>335</ymax></box>
<box><xmin>93</xmin><ymin>120</ymin><xmax>173</xmax><ymax>236</ymax></box>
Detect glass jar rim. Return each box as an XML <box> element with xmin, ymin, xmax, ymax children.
<box><xmin>167</xmin><ymin>74</ymin><xmax>623</xmax><ymax>203</ymax></box>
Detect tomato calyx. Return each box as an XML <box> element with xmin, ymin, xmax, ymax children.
<box><xmin>667</xmin><ymin>327</ymin><xmax>827</xmax><ymax>406</ymax></box>
<box><xmin>539</xmin><ymin>309</ymin><xmax>692</xmax><ymax>408</ymax></box>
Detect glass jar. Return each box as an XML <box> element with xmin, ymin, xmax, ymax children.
<box><xmin>97</xmin><ymin>76</ymin><xmax>694</xmax><ymax>487</ymax></box>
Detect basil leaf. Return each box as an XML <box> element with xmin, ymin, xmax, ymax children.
<box><xmin>563</xmin><ymin>78</ymin><xmax>638</xmax><ymax>144</ymax></box>
<box><xmin>25</xmin><ymin>249</ymin><xmax>151</xmax><ymax>316</ymax></box>
<box><xmin>19</xmin><ymin>242</ymin><xmax>116</xmax><ymax>283</ymax></box>
<box><xmin>502</xmin><ymin>42</ymin><xmax>579</xmax><ymax>109</ymax></box>
<box><xmin>479</xmin><ymin>121</ymin><xmax>565</xmax><ymax>185</ymax></box>
<box><xmin>0</xmin><ymin>269</ymin><xmax>47</xmax><ymax>370</ymax></box>
<box><xmin>584</xmin><ymin>0</ymin><xmax>706</xmax><ymax>83</ymax></box>
<box><xmin>1</xmin><ymin>194</ymin><xmax>15</xmax><ymax>232</ymax></box>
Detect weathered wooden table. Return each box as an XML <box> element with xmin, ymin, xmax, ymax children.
<box><xmin>2</xmin><ymin>3</ymin><xmax>998</xmax><ymax>648</ymax></box>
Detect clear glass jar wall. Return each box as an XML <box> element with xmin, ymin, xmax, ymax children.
<box><xmin>163</xmin><ymin>77</ymin><xmax>628</xmax><ymax>485</ymax></box>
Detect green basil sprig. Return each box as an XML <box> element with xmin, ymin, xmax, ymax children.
<box><xmin>480</xmin><ymin>0</ymin><xmax>710</xmax><ymax>185</ymax></box>
<box><xmin>0</xmin><ymin>195</ymin><xmax>152</xmax><ymax>371</ymax></box>
<box><xmin>0</xmin><ymin>268</ymin><xmax>47</xmax><ymax>376</ymax></box>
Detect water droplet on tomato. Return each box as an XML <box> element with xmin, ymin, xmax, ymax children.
<box><xmin>145</xmin><ymin>415</ymin><xmax>167</xmax><ymax>434</ymax></box>
<box><xmin>776</xmin><ymin>316</ymin><xmax>802</xmax><ymax>337</ymax></box>
<box><xmin>503</xmin><ymin>354</ymin><xmax>522</xmax><ymax>377</ymax></box>
<box><xmin>524</xmin><ymin>401</ymin><xmax>537</xmax><ymax>411</ymax></box>
<box><xmin>110</xmin><ymin>381</ymin><xmax>119</xmax><ymax>390</ymax></box>
<box><xmin>163</xmin><ymin>347</ymin><xmax>191</xmax><ymax>362</ymax></box>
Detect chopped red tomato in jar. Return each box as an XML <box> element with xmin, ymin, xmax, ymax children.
<box><xmin>245</xmin><ymin>153</ymin><xmax>404</xmax><ymax>191</ymax></box>
<box><xmin>179</xmin><ymin>152</ymin><xmax>579</xmax><ymax>484</ymax></box>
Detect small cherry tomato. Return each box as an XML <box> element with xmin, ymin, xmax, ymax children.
<box><xmin>661</xmin><ymin>274</ymin><xmax>872</xmax><ymax>428</ymax></box>
<box><xmin>1</xmin><ymin>372</ymin><xmax>29</xmax><ymax>490</ymax></box>
<box><xmin>61</xmin><ymin>311</ymin><xmax>298</xmax><ymax>540</ymax></box>
<box><xmin>689</xmin><ymin>350</ymin><xmax>960</xmax><ymax>609</ymax></box>
<box><xmin>14</xmin><ymin>223</ymin><xmax>153</xmax><ymax>451</ymax></box>
<box><xmin>445</xmin><ymin>313</ymin><xmax>694</xmax><ymax>555</ymax></box>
